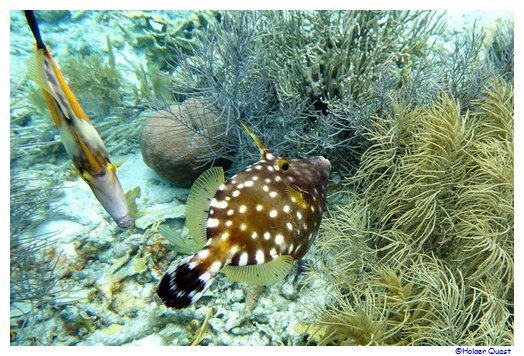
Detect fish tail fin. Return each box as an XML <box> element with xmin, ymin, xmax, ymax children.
<box><xmin>157</xmin><ymin>249</ymin><xmax>222</xmax><ymax>309</ymax></box>
<box><xmin>24</xmin><ymin>10</ymin><xmax>46</xmax><ymax>49</ymax></box>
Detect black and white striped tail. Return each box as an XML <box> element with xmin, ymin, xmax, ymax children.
<box><xmin>156</xmin><ymin>254</ymin><xmax>218</xmax><ymax>309</ymax></box>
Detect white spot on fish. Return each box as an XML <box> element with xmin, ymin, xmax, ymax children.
<box><xmin>229</xmin><ymin>245</ymin><xmax>239</xmax><ymax>256</ymax></box>
<box><xmin>286</xmin><ymin>222</ymin><xmax>293</xmax><ymax>231</ymax></box>
<box><xmin>269</xmin><ymin>191</ymin><xmax>278</xmax><ymax>198</ymax></box>
<box><xmin>244</xmin><ymin>180</ymin><xmax>254</xmax><ymax>187</ymax></box>
<box><xmin>210</xmin><ymin>261</ymin><xmax>222</xmax><ymax>273</ymax></box>
<box><xmin>297</xmin><ymin>211</ymin><xmax>303</xmax><ymax>220</ymax></box>
<box><xmin>207</xmin><ymin>218</ymin><xmax>219</xmax><ymax>228</ymax></box>
<box><xmin>240</xmin><ymin>223</ymin><xmax>247</xmax><ymax>231</ymax></box>
<box><xmin>255</xmin><ymin>165</ymin><xmax>263</xmax><ymax>170</ymax></box>
<box><xmin>256</xmin><ymin>204</ymin><xmax>263</xmax><ymax>211</ymax></box>
<box><xmin>218</xmin><ymin>184</ymin><xmax>226</xmax><ymax>191</ymax></box>
<box><xmin>264</xmin><ymin>232</ymin><xmax>271</xmax><ymax>240</ymax></box>
<box><xmin>239</xmin><ymin>205</ymin><xmax>247</xmax><ymax>213</ymax></box>
<box><xmin>211</xmin><ymin>199</ymin><xmax>228</xmax><ymax>209</ymax></box>
<box><xmin>267</xmin><ymin>166</ymin><xmax>274</xmax><ymax>171</ymax></box>
<box><xmin>269</xmin><ymin>209</ymin><xmax>278</xmax><ymax>218</ymax></box>
<box><xmin>226</xmin><ymin>220</ymin><xmax>233</xmax><ymax>227</ymax></box>
<box><xmin>232</xmin><ymin>190</ymin><xmax>240</xmax><ymax>197</ymax></box>
<box><xmin>269</xmin><ymin>248</ymin><xmax>277</xmax><ymax>258</ymax></box>
<box><xmin>221</xmin><ymin>232</ymin><xmax>230</xmax><ymax>240</ymax></box>
<box><xmin>227</xmin><ymin>209</ymin><xmax>234</xmax><ymax>216</ymax></box>
<box><xmin>265</xmin><ymin>178</ymin><xmax>271</xmax><ymax>183</ymax></box>
<box><xmin>251</xmin><ymin>232</ymin><xmax>258</xmax><ymax>239</ymax></box>
<box><xmin>238</xmin><ymin>252</ymin><xmax>248</xmax><ymax>266</ymax></box>
<box><xmin>252</xmin><ymin>176</ymin><xmax>259</xmax><ymax>181</ymax></box>
<box><xmin>263</xmin><ymin>185</ymin><xmax>269</xmax><ymax>192</ymax></box>
<box><xmin>275</xmin><ymin>234</ymin><xmax>284</xmax><ymax>245</ymax></box>
<box><xmin>197</xmin><ymin>249</ymin><xmax>209</xmax><ymax>259</ymax></box>
<box><xmin>283</xmin><ymin>205</ymin><xmax>290</xmax><ymax>213</ymax></box>
<box><xmin>199</xmin><ymin>272</ymin><xmax>211</xmax><ymax>282</ymax></box>
<box><xmin>275</xmin><ymin>176</ymin><xmax>282</xmax><ymax>182</ymax></box>
<box><xmin>256</xmin><ymin>250</ymin><xmax>265</xmax><ymax>264</ymax></box>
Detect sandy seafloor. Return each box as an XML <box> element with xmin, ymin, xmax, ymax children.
<box><xmin>9</xmin><ymin>9</ymin><xmax>513</xmax><ymax>346</ymax></box>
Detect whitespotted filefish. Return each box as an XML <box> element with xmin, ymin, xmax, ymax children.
<box><xmin>157</xmin><ymin>122</ymin><xmax>331</xmax><ymax>309</ymax></box>
<box><xmin>24</xmin><ymin>10</ymin><xmax>132</xmax><ymax>228</ymax></box>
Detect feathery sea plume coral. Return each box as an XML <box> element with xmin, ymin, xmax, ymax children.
<box><xmin>307</xmin><ymin>78</ymin><xmax>513</xmax><ymax>346</ymax></box>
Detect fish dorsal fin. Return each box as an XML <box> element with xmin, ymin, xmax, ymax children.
<box><xmin>27</xmin><ymin>49</ymin><xmax>59</xmax><ymax>102</ymax></box>
<box><xmin>222</xmin><ymin>255</ymin><xmax>294</xmax><ymax>286</ymax></box>
<box><xmin>285</xmin><ymin>186</ymin><xmax>310</xmax><ymax>209</ymax></box>
<box><xmin>185</xmin><ymin>166</ymin><xmax>225</xmax><ymax>249</ymax></box>
<box><xmin>240</xmin><ymin>121</ymin><xmax>269</xmax><ymax>158</ymax></box>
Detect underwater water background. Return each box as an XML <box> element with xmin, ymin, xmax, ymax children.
<box><xmin>9</xmin><ymin>10</ymin><xmax>514</xmax><ymax>346</ymax></box>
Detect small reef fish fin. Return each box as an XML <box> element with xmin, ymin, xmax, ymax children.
<box><xmin>157</xmin><ymin>247</ymin><xmax>225</xmax><ymax>309</ymax></box>
<box><xmin>158</xmin><ymin>224</ymin><xmax>201</xmax><ymax>255</ymax></box>
<box><xmin>185</xmin><ymin>166</ymin><xmax>225</xmax><ymax>250</ymax></box>
<box><xmin>222</xmin><ymin>255</ymin><xmax>295</xmax><ymax>286</ymax></box>
<box><xmin>125</xmin><ymin>186</ymin><xmax>141</xmax><ymax>220</ymax></box>
<box><xmin>285</xmin><ymin>186</ymin><xmax>310</xmax><ymax>209</ymax></box>
<box><xmin>240</xmin><ymin>120</ymin><xmax>269</xmax><ymax>158</ymax></box>
<box><xmin>27</xmin><ymin>50</ymin><xmax>59</xmax><ymax>103</ymax></box>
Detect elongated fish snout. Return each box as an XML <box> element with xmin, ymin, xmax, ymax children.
<box><xmin>114</xmin><ymin>214</ymin><xmax>134</xmax><ymax>229</ymax></box>
<box><xmin>88</xmin><ymin>171</ymin><xmax>133</xmax><ymax>229</ymax></box>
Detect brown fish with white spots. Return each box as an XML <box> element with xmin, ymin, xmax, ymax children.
<box><xmin>157</xmin><ymin>122</ymin><xmax>331</xmax><ymax>309</ymax></box>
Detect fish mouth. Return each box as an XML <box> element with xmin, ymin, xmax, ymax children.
<box><xmin>309</xmin><ymin>155</ymin><xmax>332</xmax><ymax>171</ymax></box>
<box><xmin>114</xmin><ymin>215</ymin><xmax>134</xmax><ymax>229</ymax></box>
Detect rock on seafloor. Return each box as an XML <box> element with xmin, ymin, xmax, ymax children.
<box><xmin>140</xmin><ymin>97</ymin><xmax>232</xmax><ymax>188</ymax></box>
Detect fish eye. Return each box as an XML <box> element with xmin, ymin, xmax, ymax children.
<box><xmin>278</xmin><ymin>159</ymin><xmax>290</xmax><ymax>171</ymax></box>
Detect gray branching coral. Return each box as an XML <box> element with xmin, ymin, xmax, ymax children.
<box><xmin>308</xmin><ymin>79</ymin><xmax>513</xmax><ymax>346</ymax></box>
<box><xmin>160</xmin><ymin>10</ymin><xmax>446</xmax><ymax>175</ymax></box>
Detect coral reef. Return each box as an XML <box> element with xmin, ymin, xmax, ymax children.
<box><xmin>10</xmin><ymin>9</ymin><xmax>513</xmax><ymax>346</ymax></box>
<box><xmin>306</xmin><ymin>78</ymin><xmax>513</xmax><ymax>345</ymax></box>
<box><xmin>164</xmin><ymin>10</ymin><xmax>446</xmax><ymax>176</ymax></box>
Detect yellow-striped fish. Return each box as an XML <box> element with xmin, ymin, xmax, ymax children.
<box><xmin>157</xmin><ymin>122</ymin><xmax>331</xmax><ymax>308</ymax></box>
<box><xmin>24</xmin><ymin>10</ymin><xmax>133</xmax><ymax>228</ymax></box>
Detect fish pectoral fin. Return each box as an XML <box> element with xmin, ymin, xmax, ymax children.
<box><xmin>222</xmin><ymin>255</ymin><xmax>294</xmax><ymax>286</ymax></box>
<box><xmin>185</xmin><ymin>166</ymin><xmax>225</xmax><ymax>250</ymax></box>
<box><xmin>285</xmin><ymin>186</ymin><xmax>310</xmax><ymax>209</ymax></box>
